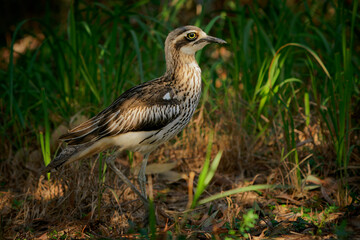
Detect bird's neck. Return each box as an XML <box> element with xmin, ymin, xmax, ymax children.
<box><xmin>165</xmin><ymin>51</ymin><xmax>200</xmax><ymax>81</ymax></box>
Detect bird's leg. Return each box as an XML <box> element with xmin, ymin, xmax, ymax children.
<box><xmin>105</xmin><ymin>155</ymin><xmax>148</xmax><ymax>206</ymax></box>
<box><xmin>138</xmin><ymin>153</ymin><xmax>150</xmax><ymax>199</ymax></box>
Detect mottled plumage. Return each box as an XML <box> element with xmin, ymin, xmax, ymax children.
<box><xmin>44</xmin><ymin>25</ymin><xmax>226</xmax><ymax>205</ymax></box>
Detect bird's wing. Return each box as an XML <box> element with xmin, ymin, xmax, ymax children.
<box><xmin>60</xmin><ymin>79</ymin><xmax>182</xmax><ymax>145</ymax></box>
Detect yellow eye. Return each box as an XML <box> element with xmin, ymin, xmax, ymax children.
<box><xmin>186</xmin><ymin>32</ymin><xmax>197</xmax><ymax>40</ymax></box>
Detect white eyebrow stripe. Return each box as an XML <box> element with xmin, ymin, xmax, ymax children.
<box><xmin>183</xmin><ymin>29</ymin><xmax>201</xmax><ymax>35</ymax></box>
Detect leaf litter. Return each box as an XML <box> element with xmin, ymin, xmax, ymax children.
<box><xmin>1</xmin><ymin>117</ymin><xmax>359</xmax><ymax>239</ymax></box>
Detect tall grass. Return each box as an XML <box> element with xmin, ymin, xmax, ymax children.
<box><xmin>222</xmin><ymin>1</ymin><xmax>359</xmax><ymax>194</ymax></box>
<box><xmin>39</xmin><ymin>88</ymin><xmax>51</xmax><ymax>180</ymax></box>
<box><xmin>1</xmin><ymin>0</ymin><xmax>358</xmax><ymax>206</ymax></box>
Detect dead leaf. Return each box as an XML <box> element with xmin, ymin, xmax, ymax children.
<box><xmin>275</xmin><ymin>194</ymin><xmax>302</xmax><ymax>205</ymax></box>
<box><xmin>304</xmin><ymin>175</ymin><xmax>322</xmax><ymax>185</ymax></box>
<box><xmin>159</xmin><ymin>171</ymin><xmax>187</xmax><ymax>183</ymax></box>
<box><xmin>29</xmin><ymin>150</ymin><xmax>42</xmax><ymax>164</ymax></box>
<box><xmin>14</xmin><ymin>148</ymin><xmax>29</xmax><ymax>162</ymax></box>
<box><xmin>37</xmin><ymin>232</ymin><xmax>48</xmax><ymax>240</ymax></box>
<box><xmin>69</xmin><ymin>113</ymin><xmax>88</xmax><ymax>129</ymax></box>
<box><xmin>26</xmin><ymin>149</ymin><xmax>43</xmax><ymax>170</ymax></box>
<box><xmin>134</xmin><ymin>162</ymin><xmax>178</xmax><ymax>175</ymax></box>
<box><xmin>51</xmin><ymin>124</ymin><xmax>68</xmax><ymax>148</ymax></box>
<box><xmin>200</xmin><ymin>210</ymin><xmax>220</xmax><ymax>231</ymax></box>
<box><xmin>212</xmin><ymin>173</ymin><xmax>233</xmax><ymax>186</ymax></box>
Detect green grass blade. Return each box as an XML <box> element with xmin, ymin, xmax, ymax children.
<box><xmin>130</xmin><ymin>30</ymin><xmax>144</xmax><ymax>83</ymax></box>
<box><xmin>39</xmin><ymin>88</ymin><xmax>51</xmax><ymax>180</ymax></box>
<box><xmin>191</xmin><ymin>136</ymin><xmax>213</xmax><ymax>208</ymax></box>
<box><xmin>149</xmin><ymin>198</ymin><xmax>156</xmax><ymax>240</ymax></box>
<box><xmin>204</xmin><ymin>151</ymin><xmax>222</xmax><ymax>186</ymax></box>
<box><xmin>198</xmin><ymin>184</ymin><xmax>274</xmax><ymax>205</ymax></box>
<box><xmin>270</xmin><ymin>43</ymin><xmax>331</xmax><ymax>79</ymax></box>
<box><xmin>304</xmin><ymin>92</ymin><xmax>310</xmax><ymax>126</ymax></box>
<box><xmin>79</xmin><ymin>55</ymin><xmax>101</xmax><ymax>102</ymax></box>
<box><xmin>8</xmin><ymin>19</ymin><xmax>29</xmax><ymax>116</ymax></box>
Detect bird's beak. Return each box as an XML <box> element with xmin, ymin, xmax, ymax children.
<box><xmin>204</xmin><ymin>35</ymin><xmax>227</xmax><ymax>44</ymax></box>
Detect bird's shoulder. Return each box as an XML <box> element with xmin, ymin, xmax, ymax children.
<box><xmin>102</xmin><ymin>76</ymin><xmax>180</xmax><ymax>114</ymax></box>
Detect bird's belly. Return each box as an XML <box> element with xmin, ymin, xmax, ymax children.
<box><xmin>109</xmin><ymin>127</ymin><xmax>180</xmax><ymax>155</ymax></box>
<box><xmin>110</xmin><ymin>131</ymin><xmax>158</xmax><ymax>153</ymax></box>
<box><xmin>111</xmin><ymin>115</ymin><xmax>193</xmax><ymax>154</ymax></box>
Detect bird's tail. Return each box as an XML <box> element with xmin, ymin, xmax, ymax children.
<box><xmin>42</xmin><ymin>138</ymin><xmax>112</xmax><ymax>174</ymax></box>
<box><xmin>42</xmin><ymin>144</ymin><xmax>90</xmax><ymax>174</ymax></box>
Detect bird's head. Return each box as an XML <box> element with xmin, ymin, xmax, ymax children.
<box><xmin>165</xmin><ymin>26</ymin><xmax>226</xmax><ymax>63</ymax></box>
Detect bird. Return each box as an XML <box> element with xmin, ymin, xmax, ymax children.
<box><xmin>44</xmin><ymin>25</ymin><xmax>226</xmax><ymax>206</ymax></box>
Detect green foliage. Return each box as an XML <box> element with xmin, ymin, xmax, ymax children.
<box><xmin>191</xmin><ymin>131</ymin><xmax>223</xmax><ymax>208</ymax></box>
<box><xmin>47</xmin><ymin>230</ymin><xmax>67</xmax><ymax>239</ymax></box>
<box><xmin>335</xmin><ymin>220</ymin><xmax>350</xmax><ymax>240</ymax></box>
<box><xmin>39</xmin><ymin>89</ymin><xmax>51</xmax><ymax>180</ymax></box>
<box><xmin>225</xmin><ymin>209</ymin><xmax>259</xmax><ymax>239</ymax></box>
<box><xmin>292</xmin><ymin>217</ymin><xmax>308</xmax><ymax>232</ymax></box>
<box><xmin>183</xmin><ymin>134</ymin><xmax>269</xmax><ymax>237</ymax></box>
<box><xmin>1</xmin><ymin>0</ymin><xmax>359</xmax><ymax>236</ymax></box>
<box><xmin>238</xmin><ymin>209</ymin><xmax>259</xmax><ymax>238</ymax></box>
<box><xmin>198</xmin><ymin>184</ymin><xmax>273</xmax><ymax>206</ymax></box>
<box><xmin>148</xmin><ymin>198</ymin><xmax>157</xmax><ymax>240</ymax></box>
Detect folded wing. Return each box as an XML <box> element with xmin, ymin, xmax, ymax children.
<box><xmin>59</xmin><ymin>79</ymin><xmax>181</xmax><ymax>145</ymax></box>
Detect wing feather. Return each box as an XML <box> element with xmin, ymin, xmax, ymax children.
<box><xmin>60</xmin><ymin>78</ymin><xmax>181</xmax><ymax>145</ymax></box>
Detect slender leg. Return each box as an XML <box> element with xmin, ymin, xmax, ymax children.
<box><xmin>138</xmin><ymin>153</ymin><xmax>150</xmax><ymax>199</ymax></box>
<box><xmin>105</xmin><ymin>155</ymin><xmax>148</xmax><ymax>206</ymax></box>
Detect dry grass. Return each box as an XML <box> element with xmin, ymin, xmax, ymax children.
<box><xmin>1</xmin><ymin>106</ymin><xmax>358</xmax><ymax>239</ymax></box>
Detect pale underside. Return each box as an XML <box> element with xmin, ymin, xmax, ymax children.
<box><xmin>64</xmin><ymin>115</ymin><xmax>183</xmax><ymax>166</ymax></box>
